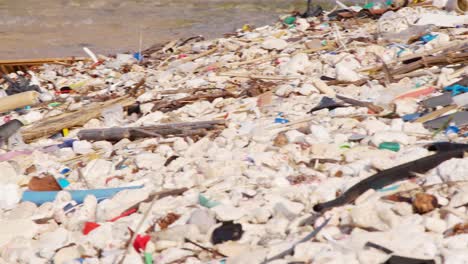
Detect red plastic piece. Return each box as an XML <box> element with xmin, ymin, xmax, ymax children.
<box><xmin>82</xmin><ymin>221</ymin><xmax>101</xmax><ymax>235</ymax></box>
<box><xmin>133</xmin><ymin>234</ymin><xmax>151</xmax><ymax>253</ymax></box>
<box><xmin>108</xmin><ymin>208</ymin><xmax>138</xmax><ymax>222</ymax></box>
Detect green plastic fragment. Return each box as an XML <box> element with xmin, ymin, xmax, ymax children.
<box><xmin>340</xmin><ymin>143</ymin><xmax>351</xmax><ymax>149</ymax></box>
<box><xmin>386</xmin><ymin>0</ymin><xmax>393</xmax><ymax>5</ymax></box>
<box><xmin>283</xmin><ymin>16</ymin><xmax>296</xmax><ymax>25</ymax></box>
<box><xmin>144</xmin><ymin>252</ymin><xmax>153</xmax><ymax>264</ymax></box>
<box><xmin>48</xmin><ymin>102</ymin><xmax>61</xmax><ymax>107</ymax></box>
<box><xmin>198</xmin><ymin>194</ymin><xmax>220</xmax><ymax>208</ymax></box>
<box><xmin>378</xmin><ymin>142</ymin><xmax>400</xmax><ymax>152</ymax></box>
<box><xmin>363</xmin><ymin>3</ymin><xmax>374</xmax><ymax>9</ymax></box>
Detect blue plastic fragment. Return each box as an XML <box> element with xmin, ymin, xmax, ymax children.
<box><xmin>402</xmin><ymin>113</ymin><xmax>422</xmax><ymax>122</ymax></box>
<box><xmin>57</xmin><ymin>177</ymin><xmax>70</xmax><ymax>188</ymax></box>
<box><xmin>378</xmin><ymin>184</ymin><xmax>400</xmax><ymax>192</ymax></box>
<box><xmin>444</xmin><ymin>84</ymin><xmax>468</xmax><ymax>96</ymax></box>
<box><xmin>133</xmin><ymin>52</ymin><xmax>143</xmax><ymax>61</ymax></box>
<box><xmin>21</xmin><ymin>185</ymin><xmax>144</xmax><ymax>205</ymax></box>
<box><xmin>60</xmin><ymin>168</ymin><xmax>71</xmax><ymax>175</ymax></box>
<box><xmin>445</xmin><ymin>126</ymin><xmax>460</xmax><ymax>135</ymax></box>
<box><xmin>58</xmin><ymin>139</ymin><xmax>76</xmax><ymax>148</ymax></box>
<box><xmin>274</xmin><ymin>117</ymin><xmax>290</xmax><ymax>124</ymax></box>
<box><xmin>420</xmin><ymin>34</ymin><xmax>437</xmax><ymax>43</ymax></box>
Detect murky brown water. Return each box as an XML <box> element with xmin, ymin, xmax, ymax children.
<box><xmin>0</xmin><ymin>0</ymin><xmax>319</xmax><ymax>59</ymax></box>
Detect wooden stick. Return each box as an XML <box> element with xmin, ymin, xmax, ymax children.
<box><xmin>78</xmin><ymin>120</ymin><xmax>226</xmax><ymax>141</ymax></box>
<box><xmin>151</xmin><ymin>90</ymin><xmax>237</xmax><ymax>112</ymax></box>
<box><xmin>22</xmin><ymin>96</ymin><xmax>135</xmax><ymax>142</ymax></box>
<box><xmin>359</xmin><ymin>40</ymin><xmax>468</xmax><ymax>73</ymax></box>
<box><xmin>218</xmin><ymin>72</ymin><xmax>300</xmax><ymax>80</ymax></box>
<box><xmin>390</xmin><ymin>52</ymin><xmax>468</xmax><ymax>76</ymax></box>
<box><xmin>414</xmin><ymin>105</ymin><xmax>458</xmax><ymax>123</ymax></box>
<box><xmin>0</xmin><ymin>57</ymin><xmax>89</xmax><ymax>66</ymax></box>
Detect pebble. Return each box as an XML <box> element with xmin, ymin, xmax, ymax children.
<box><xmin>262</xmin><ymin>38</ymin><xmax>288</xmax><ymax>50</ymax></box>
<box><xmin>72</xmin><ymin>140</ymin><xmax>94</xmax><ymax>155</ymax></box>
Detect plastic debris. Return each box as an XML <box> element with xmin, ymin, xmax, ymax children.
<box><xmin>21</xmin><ymin>185</ymin><xmax>143</xmax><ymax>205</ymax></box>
<box><xmin>412</xmin><ymin>193</ymin><xmax>438</xmax><ymax>214</ymax></box>
<box><xmin>211</xmin><ymin>221</ymin><xmax>244</xmax><ymax>245</ymax></box>
<box><xmin>378</xmin><ymin>142</ymin><xmax>400</xmax><ymax>152</ymax></box>
<box><xmin>0</xmin><ymin>119</ymin><xmax>23</xmax><ymax>144</ymax></box>
<box><xmin>133</xmin><ymin>234</ymin><xmax>151</xmax><ymax>253</ymax></box>
<box><xmin>0</xmin><ymin>2</ymin><xmax>467</xmax><ymax>263</ymax></box>
<box><xmin>444</xmin><ymin>84</ymin><xmax>468</xmax><ymax>96</ymax></box>
<box><xmin>314</xmin><ymin>143</ymin><xmax>468</xmax><ymax>212</ymax></box>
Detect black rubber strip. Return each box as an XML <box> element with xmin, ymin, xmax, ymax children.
<box><xmin>313</xmin><ymin>143</ymin><xmax>468</xmax><ymax>213</ymax></box>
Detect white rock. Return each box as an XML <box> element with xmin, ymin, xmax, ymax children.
<box><xmin>157</xmin><ymin>248</ymin><xmax>193</xmax><ymax>264</ymax></box>
<box><xmin>435</xmin><ymin>158</ymin><xmax>468</xmax><ymax>182</ymax></box>
<box><xmin>188</xmin><ymin>209</ymin><xmax>216</xmax><ymax>234</ymax></box>
<box><xmin>335</xmin><ymin>58</ymin><xmax>361</xmax><ymax>82</ymax></box>
<box><xmin>293</xmin><ymin>242</ymin><xmax>332</xmax><ymax>261</ymax></box>
<box><xmin>96</xmin><ymin>188</ymin><xmax>149</xmax><ymax>221</ymax></box>
<box><xmin>361</xmin><ymin>119</ymin><xmax>390</xmax><ymax>135</ymax></box>
<box><xmin>72</xmin><ymin>140</ymin><xmax>93</xmax><ymax>155</ymax></box>
<box><xmin>82</xmin><ymin>159</ymin><xmax>113</xmax><ymax>187</ymax></box>
<box><xmin>0</xmin><ymin>184</ymin><xmax>20</xmax><ymax>210</ymax></box>
<box><xmin>310</xmin><ymin>125</ymin><xmax>331</xmax><ymax>142</ymax></box>
<box><xmin>395</xmin><ymin>98</ymin><xmax>419</xmax><ymax>116</ymax></box>
<box><xmin>275</xmin><ymin>84</ymin><xmax>294</xmax><ymax>97</ymax></box>
<box><xmin>22</xmin><ymin>111</ymin><xmax>43</xmax><ymax>124</ymax></box>
<box><xmin>37</xmin><ymin>228</ymin><xmax>69</xmax><ymax>257</ymax></box>
<box><xmin>140</xmin><ymin>103</ymin><xmax>154</xmax><ymax>114</ymax></box>
<box><xmin>250</xmin><ymin>207</ymin><xmax>272</xmax><ymax>224</ymax></box>
<box><xmin>92</xmin><ymin>141</ymin><xmax>113</xmax><ymax>154</ymax></box>
<box><xmin>273</xmin><ymin>199</ymin><xmax>304</xmax><ymax>220</ymax></box>
<box><xmin>227</xmin><ymin>248</ymin><xmax>268</xmax><ymax>264</ymax></box>
<box><xmin>284</xmin><ymin>130</ymin><xmax>305</xmax><ymax>143</ymax></box>
<box><xmin>370</xmin><ymin>131</ymin><xmax>410</xmax><ymax>146</ymax></box>
<box><xmin>135</xmin><ymin>111</ymin><xmax>165</xmax><ymax>126</ymax></box>
<box><xmin>0</xmin><ymin>161</ymin><xmax>21</xmax><ymax>185</ymax></box>
<box><xmin>177</xmin><ymin>61</ymin><xmax>199</xmax><ymax>74</ymax></box>
<box><xmin>403</xmin><ymin>122</ymin><xmax>430</xmax><ymax>134</ymax></box>
<box><xmin>298</xmin><ymin>83</ymin><xmax>318</xmax><ymax>95</ymax></box>
<box><xmin>0</xmin><ymin>219</ymin><xmax>38</xmax><ymax>247</ymax></box>
<box><xmin>279</xmin><ymin>53</ymin><xmax>310</xmax><ymax>75</ymax></box>
<box><xmin>135</xmin><ymin>153</ymin><xmax>166</xmax><ymax>170</ymax></box>
<box><xmin>262</xmin><ymin>38</ymin><xmax>288</xmax><ymax>50</ymax></box>
<box><xmin>295</xmin><ymin>18</ymin><xmax>310</xmax><ymax>31</ymax></box>
<box><xmin>216</xmin><ymin>242</ymin><xmax>252</xmax><ymax>257</ymax></box>
<box><xmin>350</xmin><ymin>203</ymin><xmax>391</xmax><ymax>231</ymax></box>
<box><xmin>449</xmin><ymin>189</ymin><xmax>468</xmax><ymax>208</ymax></box>
<box><xmin>442</xmin><ymin>249</ymin><xmax>468</xmax><ymax>264</ymax></box>
<box><xmin>173</xmin><ymin>138</ymin><xmax>189</xmax><ymax>152</ymax></box>
<box><xmin>424</xmin><ymin>217</ymin><xmax>446</xmax><ymax>233</ymax></box>
<box><xmin>212</xmin><ymin>205</ymin><xmax>246</xmax><ymax>221</ymax></box>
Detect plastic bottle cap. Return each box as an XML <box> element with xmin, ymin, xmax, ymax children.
<box><xmin>283</xmin><ymin>16</ymin><xmax>296</xmax><ymax>25</ymax></box>
<box><xmin>378</xmin><ymin>142</ymin><xmax>400</xmax><ymax>152</ymax></box>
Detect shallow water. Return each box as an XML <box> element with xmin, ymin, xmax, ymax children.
<box><xmin>0</xmin><ymin>0</ymin><xmax>357</xmax><ymax>59</ymax></box>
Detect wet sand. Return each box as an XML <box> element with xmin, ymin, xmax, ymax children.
<box><xmin>0</xmin><ymin>0</ymin><xmax>317</xmax><ymax>59</ymax></box>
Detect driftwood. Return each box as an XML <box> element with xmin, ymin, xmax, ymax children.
<box><xmin>78</xmin><ymin>120</ymin><xmax>226</xmax><ymax>141</ymax></box>
<box><xmin>336</xmin><ymin>94</ymin><xmax>384</xmax><ymax>113</ymax></box>
<box><xmin>0</xmin><ymin>57</ymin><xmax>89</xmax><ymax>75</ymax></box>
<box><xmin>390</xmin><ymin>51</ymin><xmax>468</xmax><ymax>76</ymax></box>
<box><xmin>151</xmin><ymin>90</ymin><xmax>237</xmax><ymax>112</ymax></box>
<box><xmin>22</xmin><ymin>96</ymin><xmax>135</xmax><ymax>142</ymax></box>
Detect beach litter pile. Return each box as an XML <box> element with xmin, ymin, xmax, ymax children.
<box><xmin>0</xmin><ymin>0</ymin><xmax>467</xmax><ymax>263</ymax></box>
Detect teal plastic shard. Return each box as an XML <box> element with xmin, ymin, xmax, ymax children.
<box><xmin>199</xmin><ymin>194</ymin><xmax>221</xmax><ymax>208</ymax></box>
